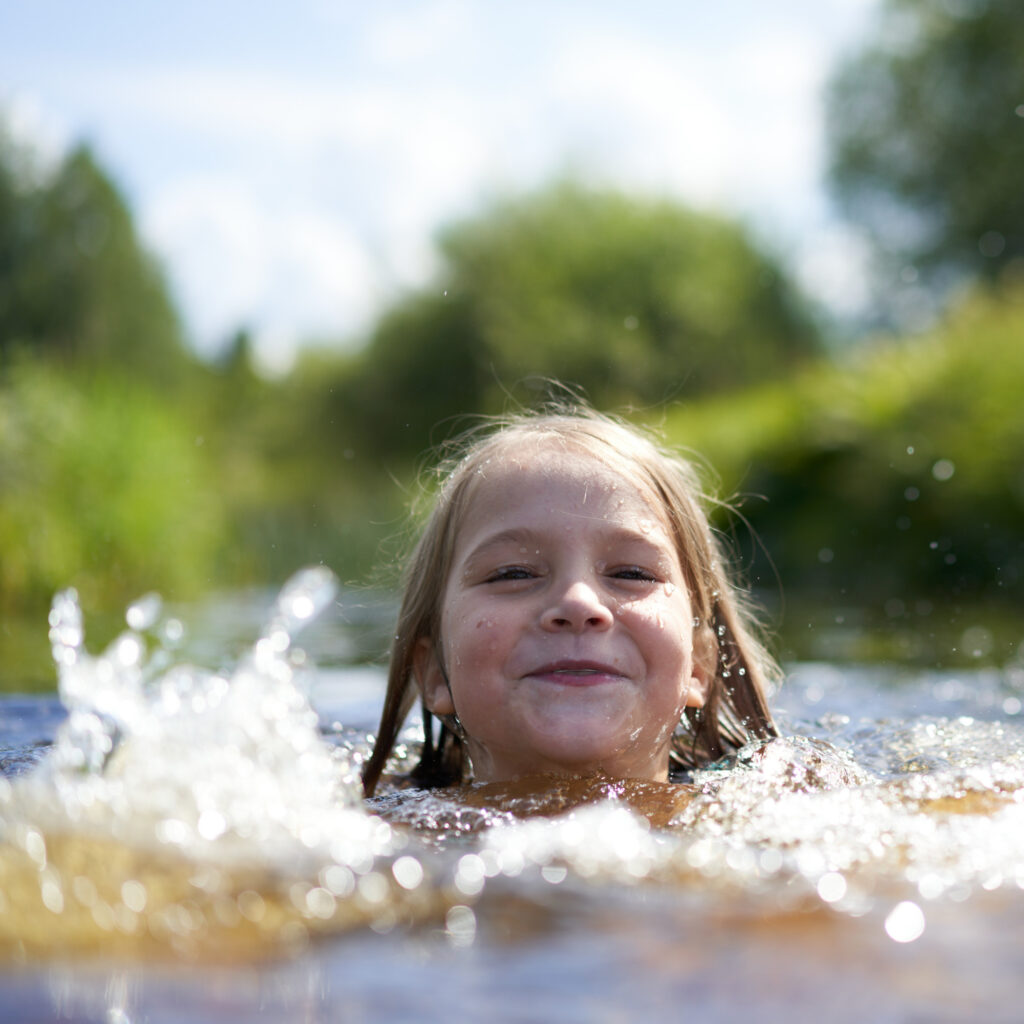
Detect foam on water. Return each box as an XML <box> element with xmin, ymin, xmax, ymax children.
<box><xmin>376</xmin><ymin>723</ymin><xmax>1024</xmax><ymax>927</ymax></box>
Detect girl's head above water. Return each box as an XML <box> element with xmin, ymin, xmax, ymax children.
<box><xmin>362</xmin><ymin>404</ymin><xmax>778</xmax><ymax>796</ymax></box>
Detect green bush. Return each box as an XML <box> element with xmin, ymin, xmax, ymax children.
<box><xmin>660</xmin><ymin>280</ymin><xmax>1024</xmax><ymax>608</ymax></box>
<box><xmin>0</xmin><ymin>359</ymin><xmax>226</xmax><ymax>614</ymax></box>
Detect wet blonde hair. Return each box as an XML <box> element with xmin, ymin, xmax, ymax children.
<box><xmin>362</xmin><ymin>405</ymin><xmax>778</xmax><ymax>796</ymax></box>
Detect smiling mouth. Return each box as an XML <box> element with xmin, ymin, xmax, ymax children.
<box><xmin>529</xmin><ymin>662</ymin><xmax>623</xmax><ymax>684</ymax></box>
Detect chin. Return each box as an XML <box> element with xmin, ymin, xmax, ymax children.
<box><xmin>530</xmin><ymin>739</ymin><xmax>635</xmax><ymax>775</ymax></box>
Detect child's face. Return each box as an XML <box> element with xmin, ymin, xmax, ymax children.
<box><xmin>414</xmin><ymin>442</ymin><xmax>709</xmax><ymax>783</ymax></box>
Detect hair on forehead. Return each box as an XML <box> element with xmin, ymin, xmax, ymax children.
<box><xmin>435</xmin><ymin>409</ymin><xmax>710</xmax><ymax>513</ymax></box>
<box><xmin>450</xmin><ymin>421</ymin><xmax>679</xmax><ymax>522</ymax></box>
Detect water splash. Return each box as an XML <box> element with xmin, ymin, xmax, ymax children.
<box><xmin>1</xmin><ymin>568</ymin><xmax>441</xmax><ymax>960</ymax></box>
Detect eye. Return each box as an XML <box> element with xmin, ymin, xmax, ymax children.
<box><xmin>611</xmin><ymin>566</ymin><xmax>659</xmax><ymax>582</ymax></box>
<box><xmin>485</xmin><ymin>565</ymin><xmax>537</xmax><ymax>583</ymax></box>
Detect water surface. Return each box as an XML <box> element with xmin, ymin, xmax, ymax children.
<box><xmin>2</xmin><ymin>571</ymin><xmax>1023</xmax><ymax>1023</ymax></box>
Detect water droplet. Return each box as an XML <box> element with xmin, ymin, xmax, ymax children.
<box><xmin>817</xmin><ymin>871</ymin><xmax>847</xmax><ymax>903</ymax></box>
<box><xmin>445</xmin><ymin>904</ymin><xmax>477</xmax><ymax>947</ymax></box>
<box><xmin>357</xmin><ymin>872</ymin><xmax>389</xmax><ymax>904</ymax></box>
<box><xmin>392</xmin><ymin>855</ymin><xmax>425</xmax><ymax>891</ymax></box>
<box><xmin>197</xmin><ymin>810</ymin><xmax>227</xmax><ymax>840</ymax></box>
<box><xmin>40</xmin><ymin>875</ymin><xmax>64</xmax><ymax>914</ymax></box>
<box><xmin>121</xmin><ymin>879</ymin><xmax>148</xmax><ymax>913</ymax></box>
<box><xmin>111</xmin><ymin>633</ymin><xmax>145</xmax><ymax>668</ymax></box>
<box><xmin>323</xmin><ymin>864</ymin><xmax>355</xmax><ymax>897</ymax></box>
<box><xmin>304</xmin><ymin>886</ymin><xmax>337</xmax><ymax>920</ymax></box>
<box><xmin>23</xmin><ymin>828</ymin><xmax>47</xmax><ymax>867</ymax></box>
<box><xmin>49</xmin><ymin>588</ymin><xmax>84</xmax><ymax>665</ymax></box>
<box><xmin>455</xmin><ymin>853</ymin><xmax>486</xmax><ymax>896</ymax></box>
<box><xmin>270</xmin><ymin>566</ymin><xmax>338</xmax><ymax>637</ymax></box>
<box><xmin>160</xmin><ymin>618</ymin><xmax>185</xmax><ymax>646</ymax></box>
<box><xmin>126</xmin><ymin>593</ymin><xmax>162</xmax><ymax>631</ymax></box>
<box><xmin>884</xmin><ymin>901</ymin><xmax>925</xmax><ymax>943</ymax></box>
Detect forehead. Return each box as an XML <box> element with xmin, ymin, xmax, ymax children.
<box><xmin>456</xmin><ymin>439</ymin><xmax>668</xmax><ymax>537</ymax></box>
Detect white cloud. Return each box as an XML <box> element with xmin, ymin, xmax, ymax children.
<box><xmin>544</xmin><ymin>32</ymin><xmax>735</xmax><ymax>205</ymax></box>
<box><xmin>3</xmin><ymin>1</ymin><xmax>883</xmax><ymax>360</ymax></box>
<box><xmin>362</xmin><ymin>0</ymin><xmax>476</xmax><ymax>67</ymax></box>
<box><xmin>142</xmin><ymin>177</ymin><xmax>377</xmax><ymax>362</ymax></box>
<box><xmin>1</xmin><ymin>88</ymin><xmax>71</xmax><ymax>177</ymax></box>
<box><xmin>142</xmin><ymin>178</ymin><xmax>269</xmax><ymax>349</ymax></box>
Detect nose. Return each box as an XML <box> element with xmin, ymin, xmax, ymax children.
<box><xmin>541</xmin><ymin>580</ymin><xmax>614</xmax><ymax>633</ymax></box>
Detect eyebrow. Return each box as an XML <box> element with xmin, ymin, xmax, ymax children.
<box><xmin>460</xmin><ymin>528</ymin><xmax>540</xmax><ymax>562</ymax></box>
<box><xmin>460</xmin><ymin>523</ymin><xmax>675</xmax><ymax>566</ymax></box>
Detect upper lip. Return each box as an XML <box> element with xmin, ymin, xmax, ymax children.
<box><xmin>528</xmin><ymin>659</ymin><xmax>623</xmax><ymax>677</ymax></box>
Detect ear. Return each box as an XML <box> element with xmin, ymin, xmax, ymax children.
<box><xmin>413</xmin><ymin>637</ymin><xmax>455</xmax><ymax>716</ymax></box>
<box><xmin>683</xmin><ymin>628</ymin><xmax>715</xmax><ymax>709</ymax></box>
<box><xmin>683</xmin><ymin>665</ymin><xmax>710</xmax><ymax>709</ymax></box>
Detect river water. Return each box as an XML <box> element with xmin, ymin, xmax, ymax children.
<box><xmin>2</xmin><ymin>569</ymin><xmax>1024</xmax><ymax>1023</ymax></box>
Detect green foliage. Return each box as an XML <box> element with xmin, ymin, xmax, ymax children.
<box><xmin>827</xmin><ymin>0</ymin><xmax>1024</xmax><ymax>292</ymax></box>
<box><xmin>0</xmin><ymin>131</ymin><xmax>190</xmax><ymax>381</ymax></box>
<box><xmin>338</xmin><ymin>182</ymin><xmax>819</xmax><ymax>460</ymax></box>
<box><xmin>0</xmin><ymin>359</ymin><xmax>226</xmax><ymax>614</ymax></box>
<box><xmin>661</xmin><ymin>281</ymin><xmax>1024</xmax><ymax>608</ymax></box>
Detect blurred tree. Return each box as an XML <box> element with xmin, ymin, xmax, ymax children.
<box><xmin>0</xmin><ymin>128</ymin><xmax>190</xmax><ymax>381</ymax></box>
<box><xmin>827</xmin><ymin>0</ymin><xmax>1024</xmax><ymax>307</ymax></box>
<box><xmin>337</xmin><ymin>182</ymin><xmax>820</xmax><ymax>460</ymax></box>
<box><xmin>663</xmin><ymin>280</ymin><xmax>1024</xmax><ymax>613</ymax></box>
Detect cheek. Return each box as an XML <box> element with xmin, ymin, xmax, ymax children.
<box><xmin>444</xmin><ymin>608</ymin><xmax>506</xmax><ymax>671</ymax></box>
<box><xmin>631</xmin><ymin>593</ymin><xmax>693</xmax><ymax>640</ymax></box>
<box><xmin>633</xmin><ymin>600</ymin><xmax>697</xmax><ymax>677</ymax></box>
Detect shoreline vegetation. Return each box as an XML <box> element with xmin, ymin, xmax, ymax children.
<box><xmin>3</xmin><ymin>277</ymin><xmax>1023</xmax><ymax>692</ymax></box>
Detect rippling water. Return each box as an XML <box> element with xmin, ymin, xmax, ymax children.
<box><xmin>2</xmin><ymin>569</ymin><xmax>1024</xmax><ymax>1023</ymax></box>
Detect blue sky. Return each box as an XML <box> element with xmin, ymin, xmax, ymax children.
<box><xmin>2</xmin><ymin>0</ymin><xmax>878</xmax><ymax>371</ymax></box>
